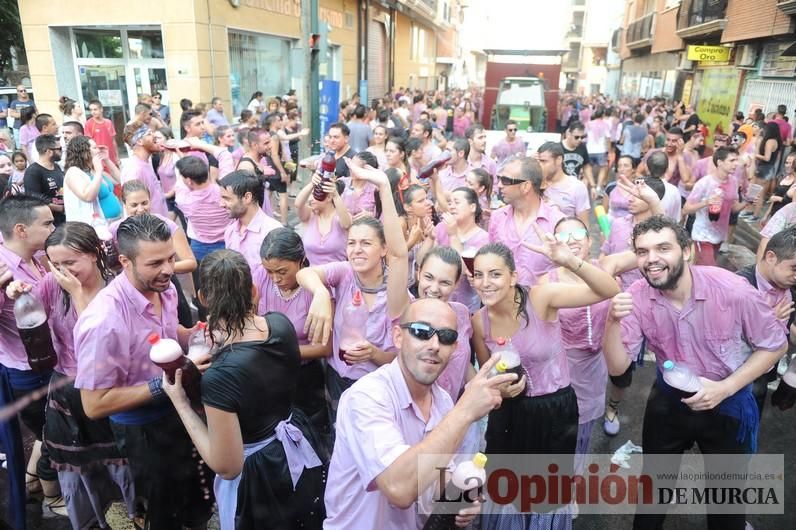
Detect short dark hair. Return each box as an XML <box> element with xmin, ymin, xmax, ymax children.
<box><xmin>247</xmin><ymin>127</ymin><xmax>269</xmax><ymax>145</ymax></box>
<box><xmin>180</xmin><ymin>109</ymin><xmax>203</xmax><ymax>131</ymax></box>
<box><xmin>646</xmin><ymin>151</ymin><xmax>669</xmax><ymax>180</ymax></box>
<box><xmin>778</xmin><ymin>104</ymin><xmax>787</xmax><ymax>116</ymax></box>
<box><xmin>712</xmin><ymin>146</ymin><xmax>739</xmax><ymax>166</ymax></box>
<box><xmin>0</xmin><ymin>194</ymin><xmax>50</xmax><ymax>239</ymax></box>
<box><xmin>260</xmin><ymin>227</ymin><xmax>308</xmax><ymax>266</ymax></box>
<box><xmin>631</xmin><ymin>215</ymin><xmax>692</xmax><ymax>251</ymax></box>
<box><xmin>176</xmin><ymin>156</ymin><xmax>209</xmax><ymax>184</ymax></box>
<box><xmin>117</xmin><ymin>214</ymin><xmax>172</xmax><ymax>261</ymax></box>
<box><xmin>63</xmin><ymin>121</ymin><xmax>84</xmax><ymax>135</ymax></box>
<box><xmin>354</xmin><ymin>150</ymin><xmax>379</xmax><ymax>169</ymax></box>
<box><xmin>464</xmin><ymin>124</ymin><xmax>485</xmax><ymax>140</ymax></box>
<box><xmin>180</xmin><ymin>98</ymin><xmax>193</xmax><ymax>111</ymax></box>
<box><xmin>240</xmin><ymin>109</ymin><xmax>253</xmax><ymax>123</ymax></box>
<box><xmin>88</xmin><ymin>99</ymin><xmax>102</xmax><ymax>108</ymax></box>
<box><xmin>134</xmin><ymin>103</ymin><xmax>151</xmax><ymax>115</ymax></box>
<box><xmin>506</xmin><ymin>119</ymin><xmax>518</xmax><ymax>129</ymax></box>
<box><xmin>329</xmin><ymin>122</ymin><xmax>350</xmax><ymax>137</ymax></box>
<box><xmin>35</xmin><ymin>134</ymin><xmax>59</xmax><ymax>155</ymax></box>
<box><xmin>765</xmin><ymin>226</ymin><xmax>796</xmax><ymax>262</ymax></box>
<box><xmin>567</xmin><ymin>120</ymin><xmax>585</xmax><ymax>132</ymax></box>
<box><xmin>218</xmin><ymin>170</ymin><xmax>264</xmax><ymax>207</ymax></box>
<box><xmin>354</xmin><ymin>105</ymin><xmax>367</xmax><ymax>119</ymax></box>
<box><xmin>538</xmin><ymin>141</ymin><xmax>564</xmax><ymax>159</ymax></box>
<box><xmin>417</xmin><ymin>120</ymin><xmax>433</xmax><ymax>138</ymax></box>
<box><xmin>451</xmin><ymin>137</ymin><xmax>470</xmax><ymax>158</ymax></box>
<box><xmin>418</xmin><ymin>246</ymin><xmax>463</xmax><ymax>283</ymax></box>
<box><xmin>518</xmin><ymin>157</ymin><xmax>544</xmax><ymax>195</ymax></box>
<box><xmin>35</xmin><ymin>113</ymin><xmax>53</xmax><ymax>132</ymax></box>
<box><xmin>667</xmin><ymin>126</ymin><xmax>684</xmax><ymax>137</ymax></box>
<box><xmin>643</xmin><ymin>176</ymin><xmax>666</xmax><ymax>200</ymax></box>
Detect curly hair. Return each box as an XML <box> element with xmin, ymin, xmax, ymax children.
<box><xmin>64</xmin><ymin>135</ymin><xmax>93</xmax><ymax>172</ymax></box>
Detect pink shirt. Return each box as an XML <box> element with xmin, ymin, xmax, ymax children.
<box><xmin>340</xmin><ymin>179</ymin><xmax>377</xmax><ymax>217</ymax></box>
<box><xmin>469</xmin><ymin>154</ymin><xmax>498</xmax><ymax>177</ymax></box>
<box><xmin>601</xmin><ymin>214</ymin><xmax>641</xmax><ymax>290</ymax></box>
<box><xmin>303</xmin><ymin>214</ymin><xmax>348</xmax><ymax>266</ymax></box>
<box><xmin>761</xmin><ymin>202</ymin><xmax>796</xmax><ymax>239</ymax></box>
<box><xmin>691</xmin><ymin>157</ymin><xmax>711</xmax><ymax>184</ymax></box>
<box><xmin>438</xmin><ymin>163</ymin><xmax>470</xmax><ymax>193</ymax></box>
<box><xmin>252</xmin><ymin>265</ymin><xmax>313</xmax><ymax>345</ymax></box>
<box><xmin>32</xmin><ymin>274</ymin><xmax>79</xmax><ymax>376</ymax></box>
<box><xmin>608</xmin><ymin>185</ymin><xmax>631</xmax><ymax>220</ymax></box>
<box><xmin>687</xmin><ymin>174</ymin><xmax>739</xmax><ymax>244</ymax></box>
<box><xmin>120</xmin><ymin>155</ymin><xmax>168</xmax><ymax>217</ymax></box>
<box><xmin>321</xmin><ymin>261</ymin><xmax>397</xmax><ymax>380</ymax></box>
<box><xmin>109</xmin><ymin>213</ymin><xmax>178</xmax><ymax>241</ymax></box>
<box><xmin>0</xmin><ymin>245</ymin><xmax>47</xmax><ymax>370</ymax></box>
<box><xmin>74</xmin><ymin>272</ymin><xmax>179</xmax><ymax>389</ymax></box>
<box><xmin>488</xmin><ymin>201</ymin><xmax>563</xmax><ymax>285</ymax></box>
<box><xmin>224</xmin><ymin>208</ymin><xmax>282</xmax><ymax>271</ymax></box>
<box><xmin>434</xmin><ymin>301</ymin><xmax>473</xmax><ymax>402</ymax></box>
<box><xmin>324</xmin><ymin>359</ymin><xmax>454</xmax><ymax>530</ymax></box>
<box><xmin>774</xmin><ymin>117</ymin><xmax>792</xmax><ymax>144</ymax></box>
<box><xmin>755</xmin><ymin>268</ymin><xmax>793</xmax><ymax>328</ymax></box>
<box><xmin>174</xmin><ymin>180</ymin><xmax>229</xmax><ymax>243</ymax></box>
<box><xmin>157</xmin><ymin>156</ymin><xmax>178</xmax><ymax>194</ymax></box>
<box><xmin>434</xmin><ymin>224</ymin><xmax>489</xmax><ymax>313</ymax></box>
<box><xmin>620</xmin><ymin>266</ymin><xmax>787</xmax><ymax>381</ymax></box>
<box><xmin>478</xmin><ymin>296</ymin><xmax>570</xmax><ymax>397</ymax></box>
<box><xmin>491</xmin><ymin>138</ymin><xmax>526</xmax><ymax>165</ymax></box>
<box><xmin>543</xmin><ymin>175</ymin><xmax>590</xmax><ymax>217</ymax></box>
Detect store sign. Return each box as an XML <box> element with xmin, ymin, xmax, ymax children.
<box><xmin>243</xmin><ymin>0</ymin><xmax>350</xmax><ymax>29</ymax></box>
<box><xmin>697</xmin><ymin>67</ymin><xmax>741</xmax><ymax>136</ymax></box>
<box><xmin>686</xmin><ymin>45</ymin><xmax>731</xmax><ymax>62</ymax></box>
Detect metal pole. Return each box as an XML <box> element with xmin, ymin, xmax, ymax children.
<box><xmin>310</xmin><ymin>0</ymin><xmax>321</xmax><ymax>154</ymax></box>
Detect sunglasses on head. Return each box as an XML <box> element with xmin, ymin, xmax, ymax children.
<box><xmin>498</xmin><ymin>175</ymin><xmax>527</xmax><ymax>186</ymax></box>
<box><xmin>555</xmin><ymin>227</ymin><xmax>588</xmax><ymax>242</ymax></box>
<box><xmin>400</xmin><ymin>321</ymin><xmax>458</xmax><ymax>345</ymax></box>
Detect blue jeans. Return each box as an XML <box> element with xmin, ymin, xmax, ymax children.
<box><xmin>189</xmin><ymin>240</ymin><xmax>225</xmax><ymax>263</ymax></box>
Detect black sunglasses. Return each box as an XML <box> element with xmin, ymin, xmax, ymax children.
<box><xmin>498</xmin><ymin>174</ymin><xmax>527</xmax><ymax>186</ymax></box>
<box><xmin>400</xmin><ymin>321</ymin><xmax>458</xmax><ymax>345</ymax></box>
<box><xmin>507</xmin><ymin>128</ymin><xmax>518</xmax><ymax>132</ymax></box>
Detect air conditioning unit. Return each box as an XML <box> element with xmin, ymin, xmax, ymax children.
<box><xmin>736</xmin><ymin>44</ymin><xmax>758</xmax><ymax>68</ymax></box>
<box><xmin>677</xmin><ymin>51</ymin><xmax>694</xmax><ymax>71</ymax></box>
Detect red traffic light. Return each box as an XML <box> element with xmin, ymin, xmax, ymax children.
<box><xmin>309</xmin><ymin>33</ymin><xmax>320</xmax><ymax>48</ymax></box>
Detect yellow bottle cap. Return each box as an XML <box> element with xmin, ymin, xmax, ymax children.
<box><xmin>473</xmin><ymin>452</ymin><xmax>488</xmax><ymax>468</ymax></box>
<box><xmin>496</xmin><ymin>360</ymin><xmax>508</xmax><ymax>373</ymax></box>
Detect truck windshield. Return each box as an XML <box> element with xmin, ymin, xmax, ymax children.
<box><xmin>498</xmin><ymin>82</ymin><xmax>543</xmax><ymax>106</ymax></box>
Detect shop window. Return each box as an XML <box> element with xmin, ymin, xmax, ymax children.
<box><xmin>127</xmin><ymin>30</ymin><xmax>165</xmax><ymax>59</ymax></box>
<box><xmin>74</xmin><ymin>30</ymin><xmax>123</xmax><ymax>59</ymax></box>
<box><xmin>228</xmin><ymin>31</ymin><xmax>293</xmax><ymax>116</ymax></box>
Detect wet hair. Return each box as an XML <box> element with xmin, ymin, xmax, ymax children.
<box><xmin>45</xmin><ymin>221</ymin><xmax>113</xmax><ymax>313</ymax></box>
<box><xmin>260</xmin><ymin>227</ymin><xmax>309</xmax><ymax>267</ymax></box>
<box><xmin>765</xmin><ymin>226</ymin><xmax>796</xmax><ymax>262</ymax></box>
<box><xmin>354</xmin><ymin>150</ymin><xmax>379</xmax><ymax>169</ymax></box>
<box><xmin>176</xmin><ymin>156</ymin><xmax>209</xmax><ymax>184</ymax></box>
<box><xmin>567</xmin><ymin>120</ymin><xmax>585</xmax><ymax>133</ymax></box>
<box><xmin>35</xmin><ymin>134</ymin><xmax>59</xmax><ymax>156</ymax></box>
<box><xmin>712</xmin><ymin>146</ymin><xmax>739</xmax><ymax>166</ymax></box>
<box><xmin>418</xmin><ymin>245</ymin><xmax>463</xmax><ymax>283</ymax></box>
<box><xmin>63</xmin><ymin>121</ymin><xmax>84</xmax><ymax>135</ymax></box>
<box><xmin>179</xmin><ymin>98</ymin><xmax>193</xmax><ymax>111</ymax></box>
<box><xmin>218</xmin><ymin>170</ymin><xmax>264</xmax><ymax>207</ymax></box>
<box><xmin>329</xmin><ymin>122</ymin><xmax>350</xmax><ymax>136</ymax></box>
<box><xmin>64</xmin><ymin>135</ymin><xmax>92</xmax><ymax>172</ymax></box>
<box><xmin>452</xmin><ymin>186</ymin><xmax>483</xmax><ymax>223</ymax></box>
<box><xmin>554</xmin><ymin>215</ymin><xmax>589</xmax><ymax>233</ymax></box>
<box><xmin>0</xmin><ymin>194</ymin><xmax>50</xmax><ymax>239</ymax></box>
<box><xmin>468</xmin><ymin>167</ymin><xmax>493</xmax><ymax>199</ymax></box>
<box><xmin>760</xmin><ymin>122</ymin><xmax>783</xmax><ymax>156</ymax></box>
<box><xmin>350</xmin><ymin>215</ymin><xmax>386</xmax><ymax>246</ymax></box>
<box><xmin>631</xmin><ymin>215</ymin><xmax>692</xmax><ymax>251</ymax></box>
<box><xmin>375</xmin><ymin>167</ymin><xmax>403</xmax><ymax>219</ymax></box>
<box><xmin>451</xmin><ymin>137</ymin><xmax>470</xmax><ymax>158</ymax></box>
<box><xmin>667</xmin><ymin>126</ymin><xmax>684</xmax><ymax>137</ymax></box>
<box><xmin>35</xmin><ymin>113</ymin><xmax>53</xmax><ymax>132</ymax></box>
<box><xmin>646</xmin><ymin>151</ymin><xmax>669</xmax><ymax>180</ymax></box>
<box><xmin>117</xmin><ymin>214</ymin><xmax>172</xmax><ymax>261</ymax></box>
<box><xmin>198</xmin><ymin>250</ymin><xmax>255</xmax><ymax>348</ymax></box>
<box><xmin>475</xmin><ymin>242</ymin><xmax>530</xmax><ymax>327</ymax></box>
<box><xmin>121</xmin><ymin>179</ymin><xmax>151</xmax><ymax>203</ymax></box>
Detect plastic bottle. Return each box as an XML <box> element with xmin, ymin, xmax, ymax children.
<box><xmin>187</xmin><ymin>322</ymin><xmax>212</xmax><ymax>359</ymax></box>
<box><xmin>661</xmin><ymin>360</ymin><xmax>702</xmax><ymax>398</ymax></box>
<box><xmin>771</xmin><ymin>361</ymin><xmax>796</xmax><ymax>411</ymax></box>
<box><xmin>313</xmin><ymin>151</ymin><xmax>336</xmax><ymax>201</ymax></box>
<box><xmin>707</xmin><ymin>188</ymin><xmax>723</xmax><ymax>222</ymax></box>
<box><xmin>148</xmin><ymin>333</ymin><xmax>202</xmax><ymax>405</ymax></box>
<box><xmin>423</xmin><ymin>453</ymin><xmax>488</xmax><ymax>530</ymax></box>
<box><xmin>91</xmin><ymin>213</ymin><xmax>120</xmax><ymax>270</ymax></box>
<box><xmin>14</xmin><ymin>292</ymin><xmax>58</xmax><ymax>373</ymax></box>
<box><xmin>594</xmin><ymin>205</ymin><xmax>611</xmax><ymax>237</ymax></box>
<box><xmin>418</xmin><ymin>151</ymin><xmax>453</xmax><ymax>181</ymax></box>
<box><xmin>490</xmin><ymin>337</ymin><xmax>529</xmax><ymax>396</ymax></box>
<box><xmin>338</xmin><ymin>290</ymin><xmax>368</xmax><ymax>365</ymax></box>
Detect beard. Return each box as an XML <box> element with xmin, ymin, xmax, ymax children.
<box><xmin>641</xmin><ymin>256</ymin><xmax>685</xmax><ymax>291</ymax></box>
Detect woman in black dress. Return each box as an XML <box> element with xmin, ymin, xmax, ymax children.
<box><xmin>162</xmin><ymin>249</ymin><xmax>327</xmax><ymax>530</ymax></box>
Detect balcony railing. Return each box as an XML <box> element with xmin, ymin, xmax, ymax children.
<box><xmin>676</xmin><ymin>0</ymin><xmax>728</xmax><ymax>38</ymax></box>
<box><xmin>567</xmin><ymin>25</ymin><xmax>584</xmax><ymax>38</ymax></box>
<box><xmin>626</xmin><ymin>12</ymin><xmax>655</xmax><ymax>48</ymax></box>
<box><xmin>778</xmin><ymin>0</ymin><xmax>796</xmax><ymax>16</ymax></box>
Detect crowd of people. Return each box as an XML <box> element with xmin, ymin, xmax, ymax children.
<box><xmin>0</xmin><ymin>84</ymin><xmax>794</xmax><ymax>530</ymax></box>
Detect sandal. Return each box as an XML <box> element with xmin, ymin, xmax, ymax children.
<box><xmin>42</xmin><ymin>494</ymin><xmax>68</xmax><ymax>518</ymax></box>
<box><xmin>603</xmin><ymin>398</ymin><xmax>621</xmax><ymax>436</ymax></box>
<box><xmin>25</xmin><ymin>471</ymin><xmax>44</xmax><ymax>502</ymax></box>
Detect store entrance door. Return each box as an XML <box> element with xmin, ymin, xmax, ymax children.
<box><xmin>79</xmin><ymin>64</ymin><xmax>130</xmax><ymax>157</ymax></box>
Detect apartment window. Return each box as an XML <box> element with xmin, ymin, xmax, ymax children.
<box><xmin>410</xmin><ymin>24</ymin><xmax>432</xmax><ymax>62</ymax></box>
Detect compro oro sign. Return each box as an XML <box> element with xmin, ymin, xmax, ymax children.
<box><xmin>687</xmin><ymin>45</ymin><xmax>731</xmax><ymax>62</ymax></box>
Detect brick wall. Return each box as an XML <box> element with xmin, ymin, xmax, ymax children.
<box><xmin>722</xmin><ymin>0</ymin><xmax>794</xmax><ymax>43</ymax></box>
<box><xmin>652</xmin><ymin>6</ymin><xmax>683</xmax><ymax>53</ymax></box>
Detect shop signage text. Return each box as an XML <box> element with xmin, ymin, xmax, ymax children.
<box><xmin>687</xmin><ymin>45</ymin><xmax>731</xmax><ymax>62</ymax></box>
<box><xmin>244</xmin><ymin>0</ymin><xmax>350</xmax><ymax>29</ymax></box>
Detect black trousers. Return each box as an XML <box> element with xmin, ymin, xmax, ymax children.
<box><xmin>633</xmin><ymin>383</ymin><xmax>751</xmax><ymax>530</ymax></box>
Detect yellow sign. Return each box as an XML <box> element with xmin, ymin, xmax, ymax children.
<box><xmin>687</xmin><ymin>45</ymin><xmax>731</xmax><ymax>62</ymax></box>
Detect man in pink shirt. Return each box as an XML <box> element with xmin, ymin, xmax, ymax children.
<box><xmin>465</xmin><ymin>124</ymin><xmax>497</xmax><ymax>179</ymax></box>
<box><xmin>490</xmin><ymin>120</ymin><xmax>526</xmax><ymax>165</ymax></box>
<box><xmin>219</xmin><ymin>171</ymin><xmax>282</xmax><ymax>271</ymax></box>
<box><xmin>773</xmin><ymin>104</ymin><xmax>792</xmax><ymax>148</ymax></box>
<box><xmin>410</xmin><ymin>120</ymin><xmax>442</xmax><ymax>166</ymax></box>
<box><xmin>120</xmin><ymin>122</ymin><xmax>169</xmax><ymax>217</ymax></box>
<box><xmin>324</xmin><ymin>298</ymin><xmax>513</xmax><ymax>529</ymax></box>
<box><xmin>0</xmin><ymin>195</ymin><xmax>63</xmax><ymax>518</ymax></box>
<box><xmin>488</xmin><ymin>157</ymin><xmax>563</xmax><ymax>285</ymax></box>
<box><xmin>435</xmin><ymin>137</ymin><xmax>470</xmax><ymax>200</ymax></box>
<box><xmin>74</xmin><ymin>214</ymin><xmax>213</xmax><ymax>530</ymax></box>
<box><xmin>536</xmin><ymin>142</ymin><xmax>590</xmax><ymax>227</ymax></box>
<box><xmin>603</xmin><ymin>216</ymin><xmax>787</xmax><ymax>530</ymax></box>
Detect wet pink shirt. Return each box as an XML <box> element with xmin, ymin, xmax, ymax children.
<box><xmin>0</xmin><ymin>244</ymin><xmax>47</xmax><ymax>370</ymax></box>
<box><xmin>438</xmin><ymin>163</ymin><xmax>471</xmax><ymax>193</ymax></box>
<box><xmin>224</xmin><ymin>208</ymin><xmax>282</xmax><ymax>271</ymax></box>
<box><xmin>755</xmin><ymin>268</ymin><xmax>793</xmax><ymax>328</ymax></box>
<box><xmin>620</xmin><ymin>266</ymin><xmax>787</xmax><ymax>381</ymax></box>
<box><xmin>601</xmin><ymin>214</ymin><xmax>641</xmax><ymax>290</ymax></box>
<box><xmin>544</xmin><ymin>175</ymin><xmax>590</xmax><ymax>218</ymax></box>
<box><xmin>761</xmin><ymin>202</ymin><xmax>796</xmax><ymax>239</ymax></box>
<box><xmin>434</xmin><ymin>223</ymin><xmax>489</xmax><ymax>313</ymax></box>
<box><xmin>608</xmin><ymin>186</ymin><xmax>631</xmax><ymax>220</ymax></box>
<box><xmin>174</xmin><ymin>179</ymin><xmax>230</xmax><ymax>243</ymax></box>
<box><xmin>74</xmin><ymin>272</ymin><xmax>179</xmax><ymax>389</ymax></box>
<box><xmin>687</xmin><ymin>173</ymin><xmax>739</xmax><ymax>244</ymax></box>
<box><xmin>321</xmin><ymin>261</ymin><xmax>397</xmax><ymax>380</ymax></box>
<box><xmin>469</xmin><ymin>155</ymin><xmax>497</xmax><ymax>177</ymax></box>
<box><xmin>490</xmin><ymin>138</ymin><xmax>526</xmax><ymax>165</ymax></box>
<box><xmin>156</xmin><ymin>156</ymin><xmax>178</xmax><ymax>194</ymax></box>
<box><xmin>32</xmin><ymin>274</ymin><xmax>79</xmax><ymax>376</ymax></box>
<box><xmin>120</xmin><ymin>155</ymin><xmax>168</xmax><ymax>217</ymax></box>
<box><xmin>340</xmin><ymin>179</ymin><xmax>377</xmax><ymax>217</ymax></box>
<box><xmin>304</xmin><ymin>214</ymin><xmax>348</xmax><ymax>266</ymax></box>
<box><xmin>252</xmin><ymin>265</ymin><xmax>313</xmax><ymax>346</ymax></box>
<box><xmin>434</xmin><ymin>301</ymin><xmax>473</xmax><ymax>403</ymax></box>
<box><xmin>324</xmin><ymin>359</ymin><xmax>454</xmax><ymax>530</ymax></box>
<box><xmin>488</xmin><ymin>201</ymin><xmax>563</xmax><ymax>285</ymax></box>
<box><xmin>478</xmin><ymin>296</ymin><xmax>570</xmax><ymax>397</ymax></box>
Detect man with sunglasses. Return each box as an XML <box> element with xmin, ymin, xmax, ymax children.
<box><xmin>8</xmin><ymin>85</ymin><xmax>36</xmax><ymax>147</ymax></box>
<box><xmin>488</xmin><ymin>157</ymin><xmax>563</xmax><ymax>285</ymax></box>
<box><xmin>23</xmin><ymin>134</ymin><xmax>65</xmax><ymax>226</ymax></box>
<box><xmin>325</xmin><ymin>298</ymin><xmax>515</xmax><ymax>529</ymax></box>
<box><xmin>560</xmin><ymin>121</ymin><xmax>596</xmax><ymax>196</ymax></box>
<box><xmin>490</xmin><ymin>120</ymin><xmax>526</xmax><ymax>165</ymax></box>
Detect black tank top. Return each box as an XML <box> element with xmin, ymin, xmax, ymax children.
<box><xmin>237</xmin><ymin>156</ymin><xmax>264</xmax><ymax>178</ymax></box>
